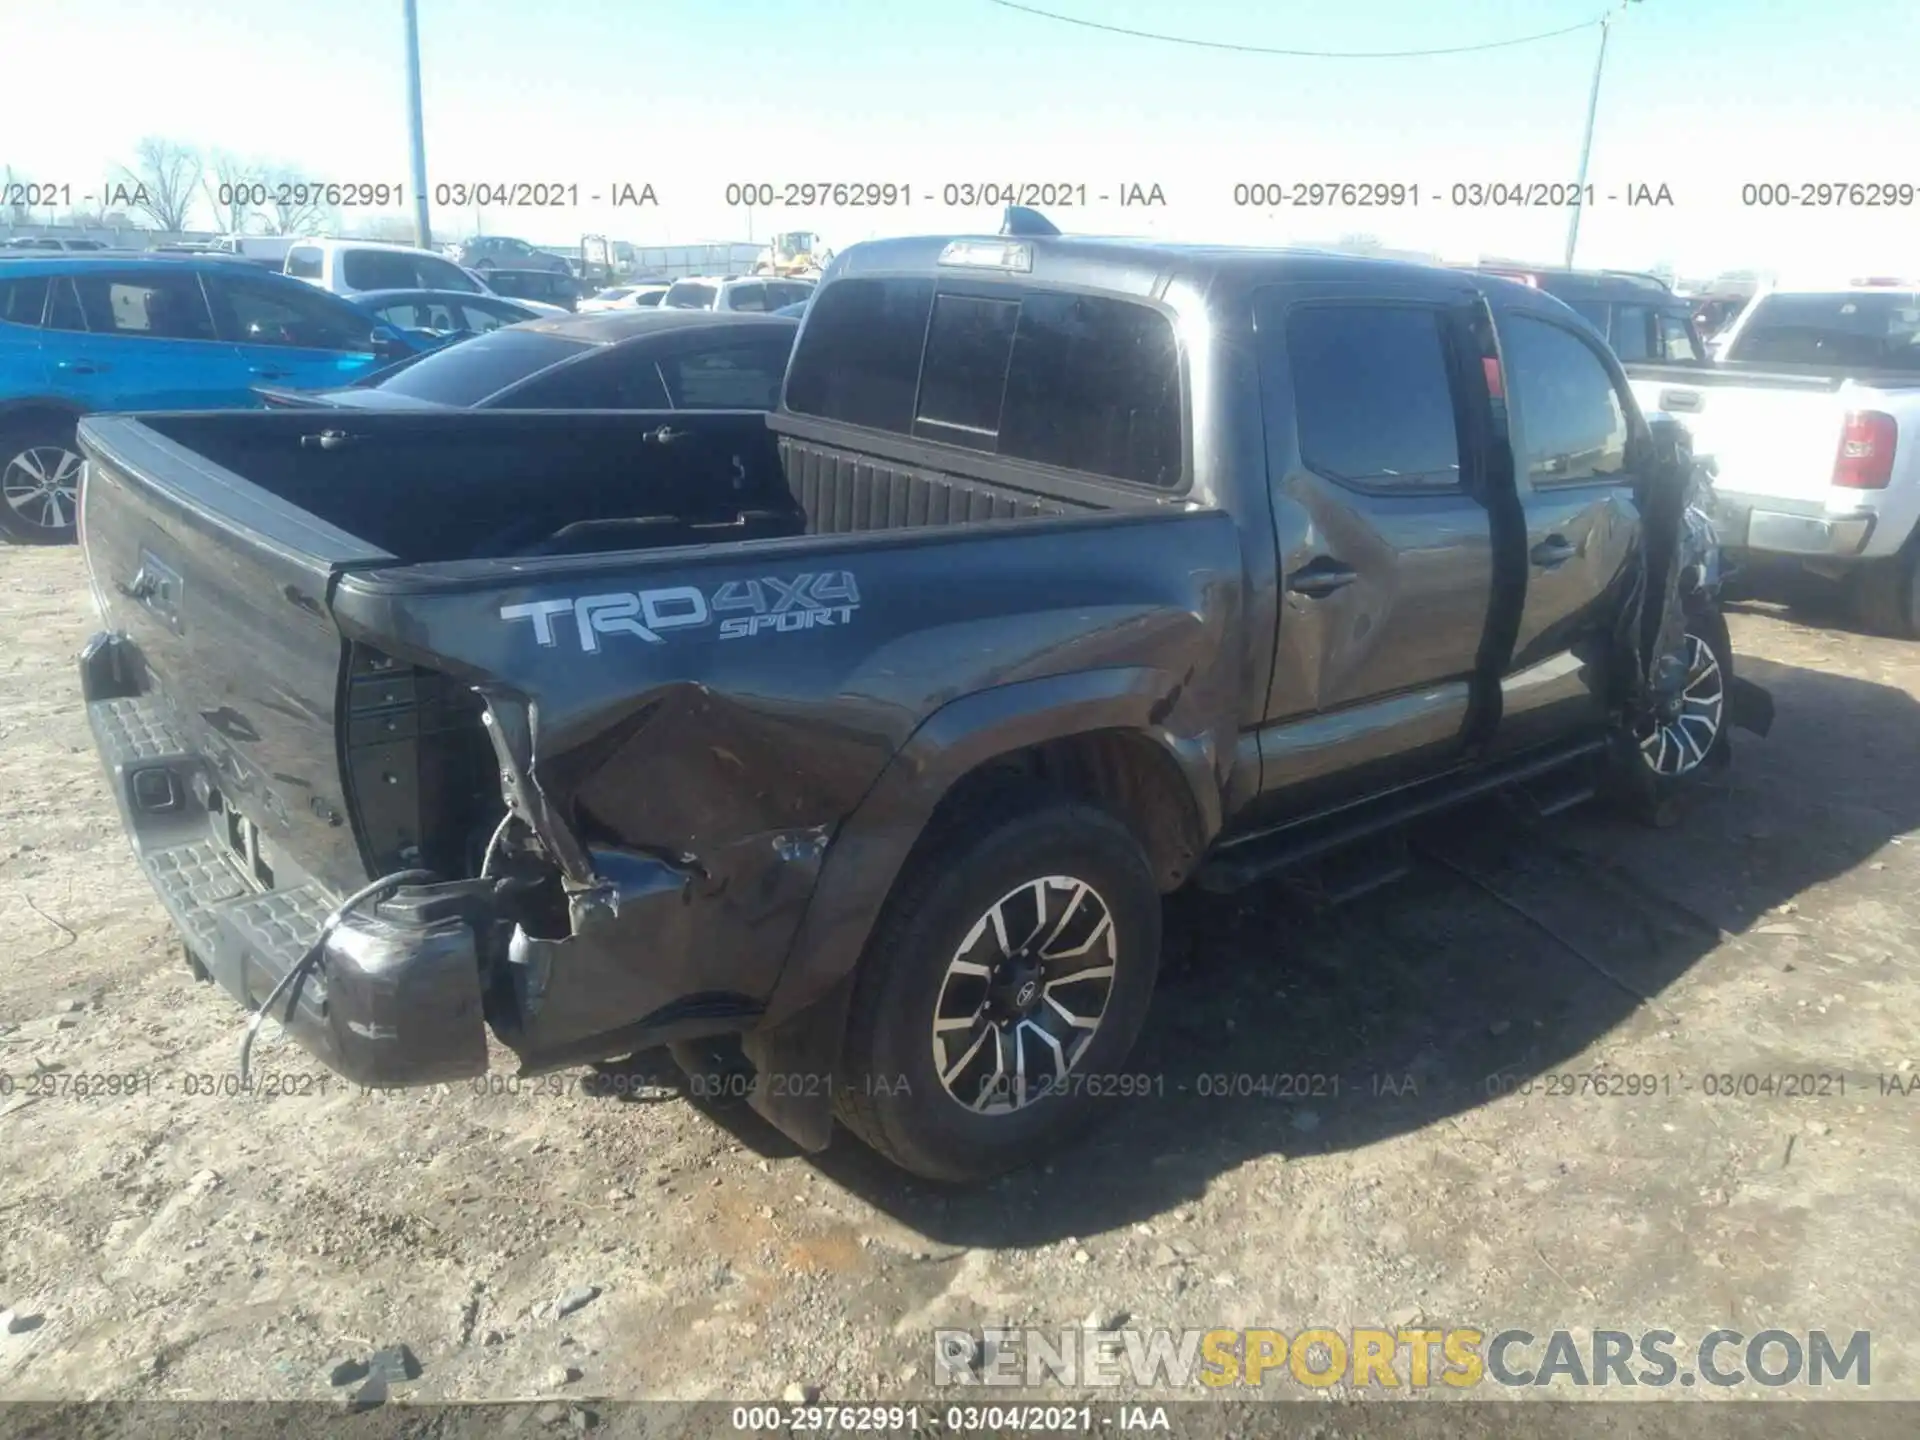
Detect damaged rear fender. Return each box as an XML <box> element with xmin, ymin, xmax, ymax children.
<box><xmin>741</xmin><ymin>665</ymin><xmax>1229</xmax><ymax>1149</ymax></box>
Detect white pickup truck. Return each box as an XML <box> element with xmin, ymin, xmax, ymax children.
<box><xmin>1623</xmin><ymin>281</ymin><xmax>1920</xmax><ymax>635</ymax></box>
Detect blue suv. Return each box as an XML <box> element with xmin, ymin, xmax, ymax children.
<box><xmin>0</xmin><ymin>254</ymin><xmax>421</xmax><ymax>543</ymax></box>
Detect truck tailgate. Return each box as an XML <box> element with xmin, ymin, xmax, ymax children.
<box><xmin>78</xmin><ymin>414</ymin><xmax>389</xmax><ymax>901</ymax></box>
<box><xmin>71</xmin><ymin>414</ymin><xmax>491</xmax><ymax>1092</ymax></box>
<box><xmin>1627</xmin><ymin>371</ymin><xmax>1843</xmax><ymax>503</ymax></box>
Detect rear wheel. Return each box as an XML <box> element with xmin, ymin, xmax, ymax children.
<box><xmin>836</xmin><ymin>800</ymin><xmax>1161</xmax><ymax>1183</ymax></box>
<box><xmin>0</xmin><ymin>418</ymin><xmax>83</xmax><ymax>545</ymax></box>
<box><xmin>1845</xmin><ymin>540</ymin><xmax>1920</xmax><ymax>639</ymax></box>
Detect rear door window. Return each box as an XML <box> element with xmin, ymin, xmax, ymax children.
<box><xmin>286</xmin><ymin>246</ymin><xmax>324</xmax><ymax>279</ymax></box>
<box><xmin>70</xmin><ymin>271</ymin><xmax>219</xmax><ymax>341</ymax></box>
<box><xmin>374</xmin><ymin>328</ymin><xmax>596</xmax><ymax>405</ymax></box>
<box><xmin>505</xmin><ymin>346</ymin><xmax>671</xmax><ymax>409</ymax></box>
<box><xmin>43</xmin><ymin>278</ymin><xmax>87</xmax><ymax>331</ymax></box>
<box><xmin>1282</xmin><ymin>303</ymin><xmax>1463</xmax><ymax>492</ymax></box>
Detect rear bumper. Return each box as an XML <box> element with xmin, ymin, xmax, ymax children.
<box><xmin>80</xmin><ymin>632</ymin><xmax>490</xmax><ymax>1088</ymax></box>
<box><xmin>1710</xmin><ymin>490</ymin><xmax>1877</xmax><ymax>561</ymax></box>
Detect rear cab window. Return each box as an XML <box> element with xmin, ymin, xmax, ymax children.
<box><xmin>1726</xmin><ymin>291</ymin><xmax>1920</xmax><ymax>371</ymax></box>
<box><xmin>784</xmin><ymin>276</ymin><xmax>1183</xmax><ymax>488</ymax></box>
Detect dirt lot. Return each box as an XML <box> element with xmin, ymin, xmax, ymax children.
<box><xmin>0</xmin><ymin>544</ymin><xmax>1914</xmax><ymax>1410</ymax></box>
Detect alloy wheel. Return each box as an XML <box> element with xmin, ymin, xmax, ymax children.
<box><xmin>2</xmin><ymin>444</ymin><xmax>82</xmax><ymax>534</ymax></box>
<box><xmin>930</xmin><ymin>875</ymin><xmax>1117</xmax><ymax>1115</ymax></box>
<box><xmin>1639</xmin><ymin>632</ymin><xmax>1725</xmax><ymax>778</ymax></box>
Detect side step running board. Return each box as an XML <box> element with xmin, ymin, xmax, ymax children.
<box><xmin>1197</xmin><ymin>739</ymin><xmax>1609</xmax><ymax>894</ymax></box>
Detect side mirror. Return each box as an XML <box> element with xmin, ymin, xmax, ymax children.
<box><xmin>371</xmin><ymin>326</ymin><xmax>412</xmax><ymax>361</ymax></box>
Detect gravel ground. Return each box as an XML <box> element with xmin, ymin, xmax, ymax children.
<box><xmin>0</xmin><ymin>544</ymin><xmax>1913</xmax><ymax>1411</ymax></box>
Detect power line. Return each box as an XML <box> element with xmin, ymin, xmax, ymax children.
<box><xmin>985</xmin><ymin>0</ymin><xmax>1607</xmax><ymax>58</ymax></box>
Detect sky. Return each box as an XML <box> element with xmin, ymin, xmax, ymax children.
<box><xmin>5</xmin><ymin>0</ymin><xmax>1918</xmax><ymax>280</ymax></box>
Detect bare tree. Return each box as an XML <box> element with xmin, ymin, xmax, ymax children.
<box><xmin>351</xmin><ymin>213</ymin><xmax>417</xmax><ymax>243</ymax></box>
<box><xmin>1</xmin><ymin>165</ymin><xmax>31</xmax><ymax>226</ymax></box>
<box><xmin>258</xmin><ymin>165</ymin><xmax>335</xmax><ymax>238</ymax></box>
<box><xmin>117</xmin><ymin>137</ymin><xmax>203</xmax><ymax>232</ymax></box>
<box><xmin>202</xmin><ymin>150</ymin><xmax>262</xmax><ymax>234</ymax></box>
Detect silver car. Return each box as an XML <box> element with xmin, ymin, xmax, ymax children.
<box><xmin>451</xmin><ymin>236</ymin><xmax>571</xmax><ymax>275</ymax></box>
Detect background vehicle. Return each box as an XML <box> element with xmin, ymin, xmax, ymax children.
<box><xmin>773</xmin><ymin>299</ymin><xmax>809</xmax><ymax>318</ymax></box>
<box><xmin>478</xmin><ymin>268</ymin><xmax>581</xmax><ymax>314</ymax></box>
<box><xmin>0</xmin><ymin>254</ymin><xmax>419</xmax><ymax>543</ymax></box>
<box><xmin>753</xmin><ymin>230</ymin><xmax>833</xmax><ymax>278</ymax></box>
<box><xmin>285</xmin><ymin>239</ymin><xmax>493</xmax><ymax>300</ymax></box>
<box><xmin>1621</xmin><ymin>279</ymin><xmax>1920</xmax><ymax>635</ymax></box>
<box><xmin>346</xmin><ymin>289</ymin><xmax>541</xmax><ymax>348</ymax></box>
<box><xmin>453</xmin><ymin>236</ymin><xmax>570</xmax><ymax>275</ymax></box>
<box><xmin>255</xmin><ymin>309</ymin><xmax>797</xmax><ymax>412</ymax></box>
<box><xmin>5</xmin><ymin>236</ymin><xmax>109</xmax><ymax>253</ymax></box>
<box><xmin>661</xmin><ymin>275</ymin><xmax>814</xmax><ymax>313</ymax></box>
<box><xmin>1469</xmin><ymin>265</ymin><xmax>1707</xmax><ymax>363</ymax></box>
<box><xmin>74</xmin><ymin>234</ymin><xmax>1766</xmax><ymax>1184</ymax></box>
<box><xmin>211</xmin><ymin>236</ymin><xmax>298</xmax><ymax>268</ymax></box>
<box><xmin>579</xmin><ymin>284</ymin><xmax>669</xmax><ymax>313</ymax></box>
<box><xmin>625</xmin><ymin>242</ymin><xmax>763</xmax><ymax>281</ymax></box>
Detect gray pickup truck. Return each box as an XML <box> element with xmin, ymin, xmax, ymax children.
<box><xmin>74</xmin><ymin>232</ymin><xmax>1770</xmax><ymax>1181</ymax></box>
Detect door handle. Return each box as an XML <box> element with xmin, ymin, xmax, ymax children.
<box><xmin>643</xmin><ymin>425</ymin><xmax>688</xmax><ymax>445</ymax></box>
<box><xmin>1658</xmin><ymin>388</ymin><xmax>1701</xmax><ymax>412</ymax></box>
<box><xmin>1286</xmin><ymin>557</ymin><xmax>1358</xmax><ymax>598</ymax></box>
<box><xmin>55</xmin><ymin>359</ymin><xmax>104</xmax><ymax>374</ymax></box>
<box><xmin>249</xmin><ymin>366</ymin><xmax>291</xmax><ymax>379</ymax></box>
<box><xmin>1530</xmin><ymin>535</ymin><xmax>1578</xmax><ymax>568</ymax></box>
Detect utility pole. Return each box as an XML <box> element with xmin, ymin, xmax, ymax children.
<box><xmin>403</xmin><ymin>0</ymin><xmax>432</xmax><ymax>248</ymax></box>
<box><xmin>1564</xmin><ymin>0</ymin><xmax>1639</xmax><ymax>269</ymax></box>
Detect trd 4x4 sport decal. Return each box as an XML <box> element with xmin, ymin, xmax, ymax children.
<box><xmin>500</xmin><ymin>571</ymin><xmax>861</xmax><ymax>654</ymax></box>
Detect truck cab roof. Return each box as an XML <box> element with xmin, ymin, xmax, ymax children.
<box><xmin>831</xmin><ymin>232</ymin><xmax>1521</xmax><ymax>306</ymax></box>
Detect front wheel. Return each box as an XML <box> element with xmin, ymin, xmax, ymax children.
<box><xmin>1636</xmin><ymin>607</ymin><xmax>1732</xmax><ymax>782</ymax></box>
<box><xmin>0</xmin><ymin>418</ymin><xmax>84</xmax><ymax>544</ymax></box>
<box><xmin>836</xmin><ymin>800</ymin><xmax>1161</xmax><ymax>1183</ymax></box>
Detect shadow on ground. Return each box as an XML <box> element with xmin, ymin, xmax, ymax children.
<box><xmin>594</xmin><ymin>652</ymin><xmax>1920</xmax><ymax>1249</ymax></box>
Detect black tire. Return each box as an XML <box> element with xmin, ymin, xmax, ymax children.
<box><xmin>1845</xmin><ymin>541</ymin><xmax>1920</xmax><ymax>639</ymax></box>
<box><xmin>0</xmin><ymin>416</ymin><xmax>84</xmax><ymax>545</ymax></box>
<box><xmin>835</xmin><ymin>800</ymin><xmax>1161</xmax><ymax>1183</ymax></box>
